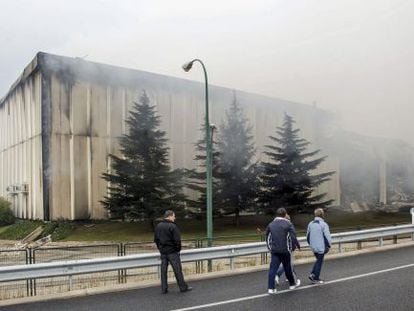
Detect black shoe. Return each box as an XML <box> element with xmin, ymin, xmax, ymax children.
<box><xmin>180</xmin><ymin>286</ymin><xmax>193</xmax><ymax>293</ymax></box>
<box><xmin>162</xmin><ymin>289</ymin><xmax>168</xmax><ymax>294</ymax></box>
<box><xmin>308</xmin><ymin>274</ymin><xmax>317</xmax><ymax>283</ymax></box>
<box><xmin>309</xmin><ymin>274</ymin><xmax>324</xmax><ymax>284</ymax></box>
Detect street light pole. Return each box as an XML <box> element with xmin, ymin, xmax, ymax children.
<box><xmin>182</xmin><ymin>59</ymin><xmax>213</xmax><ymax>248</ymax></box>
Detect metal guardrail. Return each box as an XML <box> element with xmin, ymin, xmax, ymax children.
<box><xmin>0</xmin><ymin>223</ymin><xmax>413</xmax><ymax>283</ymax></box>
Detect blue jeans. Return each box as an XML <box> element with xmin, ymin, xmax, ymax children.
<box><xmin>268</xmin><ymin>252</ymin><xmax>295</xmax><ymax>289</ymax></box>
<box><xmin>311</xmin><ymin>253</ymin><xmax>325</xmax><ymax>279</ymax></box>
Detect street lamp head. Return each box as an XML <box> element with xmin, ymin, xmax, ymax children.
<box><xmin>182</xmin><ymin>61</ymin><xmax>194</xmax><ymax>72</ymax></box>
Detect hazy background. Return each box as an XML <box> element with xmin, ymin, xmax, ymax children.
<box><xmin>1</xmin><ymin>0</ymin><xmax>413</xmax><ymax>145</ymax></box>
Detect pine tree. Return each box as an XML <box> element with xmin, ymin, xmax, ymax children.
<box><xmin>101</xmin><ymin>91</ymin><xmax>185</xmax><ymax>224</ymax></box>
<box><xmin>260</xmin><ymin>113</ymin><xmax>334</xmax><ymax>215</ymax></box>
<box><xmin>218</xmin><ymin>96</ymin><xmax>259</xmax><ymax>225</ymax></box>
<box><xmin>186</xmin><ymin>120</ymin><xmax>222</xmax><ymax>217</ymax></box>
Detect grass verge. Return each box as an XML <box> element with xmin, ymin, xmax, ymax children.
<box><xmin>0</xmin><ymin>221</ymin><xmax>42</xmax><ymax>240</ymax></box>
<box><xmin>62</xmin><ymin>210</ymin><xmax>410</xmax><ymax>242</ymax></box>
<box><xmin>0</xmin><ymin>210</ymin><xmax>410</xmax><ymax>243</ymax></box>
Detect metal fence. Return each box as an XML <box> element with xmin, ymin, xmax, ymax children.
<box><xmin>123</xmin><ymin>238</ymin><xmax>200</xmax><ymax>256</ymax></box>
<box><xmin>0</xmin><ymin>249</ymin><xmax>29</xmax><ymax>266</ymax></box>
<box><xmin>32</xmin><ymin>243</ymin><xmax>121</xmax><ymax>263</ymax></box>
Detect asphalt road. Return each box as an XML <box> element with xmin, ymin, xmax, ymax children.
<box><xmin>3</xmin><ymin>245</ymin><xmax>414</xmax><ymax>311</ymax></box>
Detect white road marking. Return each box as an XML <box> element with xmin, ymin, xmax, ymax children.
<box><xmin>171</xmin><ymin>262</ymin><xmax>414</xmax><ymax>311</ymax></box>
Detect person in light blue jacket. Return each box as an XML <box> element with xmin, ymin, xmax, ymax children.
<box><xmin>307</xmin><ymin>208</ymin><xmax>332</xmax><ymax>284</ymax></box>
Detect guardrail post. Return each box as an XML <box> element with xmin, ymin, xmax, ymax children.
<box><xmin>123</xmin><ymin>243</ymin><xmax>128</xmax><ymax>283</ymax></box>
<box><xmin>411</xmin><ymin>208</ymin><xmax>414</xmax><ymax>224</ymax></box>
<box><xmin>208</xmin><ymin>260</ymin><xmax>213</xmax><ymax>272</ymax></box>
<box><xmin>117</xmin><ymin>243</ymin><xmax>123</xmax><ymax>283</ymax></box>
<box><xmin>200</xmin><ymin>239</ymin><xmax>205</xmax><ymax>272</ymax></box>
<box><xmin>195</xmin><ymin>239</ymin><xmax>201</xmax><ymax>274</ymax></box>
<box><xmin>68</xmin><ymin>275</ymin><xmax>73</xmax><ymax>291</ymax></box>
<box><xmin>260</xmin><ymin>234</ymin><xmax>267</xmax><ymax>265</ymax></box>
<box><xmin>25</xmin><ymin>248</ymin><xmax>31</xmax><ymax>297</ymax></box>
<box><xmin>195</xmin><ymin>239</ymin><xmax>204</xmax><ymax>273</ymax></box>
<box><xmin>357</xmin><ymin>227</ymin><xmax>362</xmax><ymax>250</ymax></box>
<box><xmin>195</xmin><ymin>239</ymin><xmax>198</xmax><ymax>273</ymax></box>
<box><xmin>230</xmin><ymin>249</ymin><xmax>235</xmax><ymax>270</ymax></box>
<box><xmin>393</xmin><ymin>224</ymin><xmax>398</xmax><ymax>244</ymax></box>
<box><xmin>338</xmin><ymin>242</ymin><xmax>343</xmax><ymax>253</ymax></box>
<box><xmin>260</xmin><ymin>234</ymin><xmax>264</xmax><ymax>264</ymax></box>
<box><xmin>29</xmin><ymin>247</ymin><xmax>36</xmax><ymax>296</ymax></box>
<box><xmin>208</xmin><ymin>238</ymin><xmax>213</xmax><ymax>272</ymax></box>
<box><xmin>379</xmin><ymin>237</ymin><xmax>384</xmax><ymax>247</ymax></box>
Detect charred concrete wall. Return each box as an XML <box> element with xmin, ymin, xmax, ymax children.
<box><xmin>0</xmin><ymin>67</ymin><xmax>44</xmax><ymax>219</ymax></box>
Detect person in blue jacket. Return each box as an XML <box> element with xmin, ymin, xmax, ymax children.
<box><xmin>307</xmin><ymin>208</ymin><xmax>332</xmax><ymax>284</ymax></box>
<box><xmin>266</xmin><ymin>208</ymin><xmax>301</xmax><ymax>294</ymax></box>
<box><xmin>275</xmin><ymin>213</ymin><xmax>301</xmax><ymax>285</ymax></box>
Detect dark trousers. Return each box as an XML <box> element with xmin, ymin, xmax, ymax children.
<box><xmin>276</xmin><ymin>251</ymin><xmax>296</xmax><ymax>279</ymax></box>
<box><xmin>311</xmin><ymin>253</ymin><xmax>325</xmax><ymax>279</ymax></box>
<box><xmin>160</xmin><ymin>252</ymin><xmax>188</xmax><ymax>292</ymax></box>
<box><xmin>268</xmin><ymin>252</ymin><xmax>295</xmax><ymax>289</ymax></box>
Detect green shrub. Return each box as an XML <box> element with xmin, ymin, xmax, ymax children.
<box><xmin>40</xmin><ymin>220</ymin><xmax>74</xmax><ymax>241</ymax></box>
<box><xmin>0</xmin><ymin>220</ymin><xmax>41</xmax><ymax>240</ymax></box>
<box><xmin>41</xmin><ymin>222</ymin><xmax>59</xmax><ymax>237</ymax></box>
<box><xmin>0</xmin><ymin>197</ymin><xmax>15</xmax><ymax>226</ymax></box>
<box><xmin>51</xmin><ymin>221</ymin><xmax>74</xmax><ymax>241</ymax></box>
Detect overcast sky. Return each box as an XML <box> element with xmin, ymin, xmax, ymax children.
<box><xmin>1</xmin><ymin>0</ymin><xmax>414</xmax><ymax>145</ymax></box>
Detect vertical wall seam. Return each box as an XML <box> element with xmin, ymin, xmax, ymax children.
<box><xmin>87</xmin><ymin>84</ymin><xmax>92</xmax><ymax>218</ymax></box>
<box><xmin>106</xmin><ymin>86</ymin><xmax>112</xmax><ymax>219</ymax></box>
<box><xmin>40</xmin><ymin>71</ymin><xmax>51</xmax><ymax>221</ymax></box>
<box><xmin>69</xmin><ymin>81</ymin><xmax>75</xmax><ymax>220</ymax></box>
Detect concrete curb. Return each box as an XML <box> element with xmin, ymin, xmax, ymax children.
<box><xmin>1</xmin><ymin>240</ymin><xmax>413</xmax><ymax>307</ymax></box>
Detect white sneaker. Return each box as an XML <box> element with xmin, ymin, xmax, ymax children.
<box><xmin>268</xmin><ymin>289</ymin><xmax>277</xmax><ymax>294</ymax></box>
<box><xmin>275</xmin><ymin>275</ymin><xmax>280</xmax><ymax>285</ymax></box>
<box><xmin>289</xmin><ymin>279</ymin><xmax>301</xmax><ymax>290</ymax></box>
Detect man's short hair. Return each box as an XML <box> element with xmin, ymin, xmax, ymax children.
<box><xmin>276</xmin><ymin>208</ymin><xmax>287</xmax><ymax>217</ymax></box>
<box><xmin>314</xmin><ymin>208</ymin><xmax>324</xmax><ymax>218</ymax></box>
<box><xmin>164</xmin><ymin>210</ymin><xmax>175</xmax><ymax>218</ymax></box>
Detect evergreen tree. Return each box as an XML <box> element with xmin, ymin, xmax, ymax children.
<box><xmin>186</xmin><ymin>120</ymin><xmax>222</xmax><ymax>217</ymax></box>
<box><xmin>218</xmin><ymin>96</ymin><xmax>259</xmax><ymax>225</ymax></box>
<box><xmin>260</xmin><ymin>113</ymin><xmax>334</xmax><ymax>215</ymax></box>
<box><xmin>101</xmin><ymin>91</ymin><xmax>185</xmax><ymax>224</ymax></box>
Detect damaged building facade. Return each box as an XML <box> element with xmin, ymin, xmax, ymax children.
<box><xmin>0</xmin><ymin>52</ymin><xmax>413</xmax><ymax>220</ymax></box>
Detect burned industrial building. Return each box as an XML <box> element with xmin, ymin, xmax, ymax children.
<box><xmin>0</xmin><ymin>52</ymin><xmax>413</xmax><ymax>220</ymax></box>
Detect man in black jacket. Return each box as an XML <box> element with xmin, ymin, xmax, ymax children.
<box><xmin>266</xmin><ymin>208</ymin><xmax>301</xmax><ymax>294</ymax></box>
<box><xmin>154</xmin><ymin>210</ymin><xmax>192</xmax><ymax>294</ymax></box>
